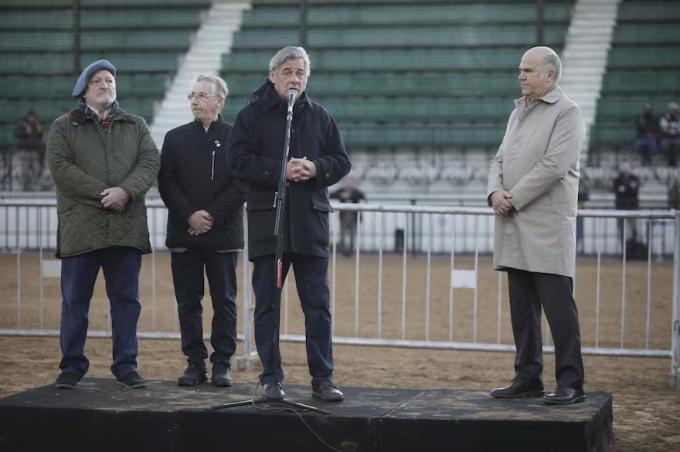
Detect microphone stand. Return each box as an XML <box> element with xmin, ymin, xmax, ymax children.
<box><xmin>213</xmin><ymin>91</ymin><xmax>329</xmax><ymax>415</ymax></box>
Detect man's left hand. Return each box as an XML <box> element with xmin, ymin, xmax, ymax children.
<box><xmin>101</xmin><ymin>187</ymin><xmax>130</xmax><ymax>212</ymax></box>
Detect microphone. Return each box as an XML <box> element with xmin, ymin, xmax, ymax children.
<box><xmin>287</xmin><ymin>88</ymin><xmax>298</xmax><ymax>114</ymax></box>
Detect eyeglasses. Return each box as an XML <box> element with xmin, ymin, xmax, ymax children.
<box><xmin>187</xmin><ymin>92</ymin><xmax>219</xmax><ymax>101</ymax></box>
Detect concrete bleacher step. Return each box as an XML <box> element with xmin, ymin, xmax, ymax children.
<box><xmin>559</xmin><ymin>0</ymin><xmax>620</xmax><ymax>165</ymax></box>
<box><xmin>150</xmin><ymin>0</ymin><xmax>250</xmax><ymax>147</ymax></box>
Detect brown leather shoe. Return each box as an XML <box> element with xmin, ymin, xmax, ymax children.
<box><xmin>490</xmin><ymin>381</ymin><xmax>544</xmax><ymax>399</ymax></box>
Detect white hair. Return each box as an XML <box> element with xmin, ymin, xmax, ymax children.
<box><xmin>269</xmin><ymin>46</ymin><xmax>311</xmax><ymax>77</ymax></box>
<box><xmin>192</xmin><ymin>74</ymin><xmax>229</xmax><ymax>98</ymax></box>
<box><xmin>538</xmin><ymin>47</ymin><xmax>562</xmax><ymax>82</ymax></box>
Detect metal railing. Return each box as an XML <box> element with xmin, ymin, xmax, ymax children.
<box><xmin>0</xmin><ymin>198</ymin><xmax>678</xmax><ymax>388</ymax></box>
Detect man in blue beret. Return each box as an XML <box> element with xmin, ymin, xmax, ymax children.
<box><xmin>46</xmin><ymin>59</ymin><xmax>160</xmax><ymax>389</ymax></box>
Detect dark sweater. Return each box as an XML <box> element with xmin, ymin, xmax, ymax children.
<box><xmin>158</xmin><ymin>116</ymin><xmax>247</xmax><ymax>249</ymax></box>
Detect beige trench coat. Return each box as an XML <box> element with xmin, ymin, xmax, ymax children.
<box><xmin>487</xmin><ymin>87</ymin><xmax>584</xmax><ymax>278</ymax></box>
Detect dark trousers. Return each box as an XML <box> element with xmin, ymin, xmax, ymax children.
<box><xmin>252</xmin><ymin>254</ymin><xmax>333</xmax><ymax>385</ymax></box>
<box><xmin>507</xmin><ymin>269</ymin><xmax>584</xmax><ymax>390</ymax></box>
<box><xmin>171</xmin><ymin>248</ymin><xmax>238</xmax><ymax>366</ymax></box>
<box><xmin>59</xmin><ymin>246</ymin><xmax>142</xmax><ymax>379</ymax></box>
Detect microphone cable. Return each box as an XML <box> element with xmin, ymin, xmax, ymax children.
<box><xmin>248</xmin><ymin>379</ymin><xmax>343</xmax><ymax>452</ymax></box>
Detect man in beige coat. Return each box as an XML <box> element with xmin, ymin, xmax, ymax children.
<box><xmin>487</xmin><ymin>47</ymin><xmax>585</xmax><ymax>405</ymax></box>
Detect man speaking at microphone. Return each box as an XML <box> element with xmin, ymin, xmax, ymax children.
<box><xmin>227</xmin><ymin>46</ymin><xmax>350</xmax><ymax>401</ymax></box>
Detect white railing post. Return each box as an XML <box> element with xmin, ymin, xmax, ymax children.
<box><xmin>670</xmin><ymin>211</ymin><xmax>680</xmax><ymax>389</ymax></box>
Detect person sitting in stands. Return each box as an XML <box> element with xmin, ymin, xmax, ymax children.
<box><xmin>633</xmin><ymin>104</ymin><xmax>659</xmax><ymax>166</ymax></box>
<box><xmin>660</xmin><ymin>102</ymin><xmax>680</xmax><ymax>166</ymax></box>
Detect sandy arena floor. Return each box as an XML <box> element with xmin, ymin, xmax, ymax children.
<box><xmin>1</xmin><ymin>252</ymin><xmax>679</xmax><ymax>451</ymax></box>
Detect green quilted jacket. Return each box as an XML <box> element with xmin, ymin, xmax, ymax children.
<box><xmin>46</xmin><ymin>105</ymin><xmax>160</xmax><ymax>258</ymax></box>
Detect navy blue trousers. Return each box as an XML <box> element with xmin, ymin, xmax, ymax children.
<box><xmin>507</xmin><ymin>269</ymin><xmax>585</xmax><ymax>390</ymax></box>
<box><xmin>252</xmin><ymin>254</ymin><xmax>334</xmax><ymax>385</ymax></box>
<box><xmin>170</xmin><ymin>248</ymin><xmax>238</xmax><ymax>366</ymax></box>
<box><xmin>59</xmin><ymin>246</ymin><xmax>142</xmax><ymax>379</ymax></box>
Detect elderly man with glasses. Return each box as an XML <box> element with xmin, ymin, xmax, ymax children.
<box><xmin>158</xmin><ymin>74</ymin><xmax>248</xmax><ymax>387</ymax></box>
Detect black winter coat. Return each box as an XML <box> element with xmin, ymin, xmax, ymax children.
<box><xmin>227</xmin><ymin>80</ymin><xmax>351</xmax><ymax>259</ymax></box>
<box><xmin>158</xmin><ymin>116</ymin><xmax>247</xmax><ymax>249</ymax></box>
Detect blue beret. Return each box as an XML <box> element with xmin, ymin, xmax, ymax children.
<box><xmin>72</xmin><ymin>59</ymin><xmax>116</xmax><ymax>97</ymax></box>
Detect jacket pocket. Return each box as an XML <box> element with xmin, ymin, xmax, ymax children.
<box><xmin>311</xmin><ymin>191</ymin><xmax>334</xmax><ymax>213</ymax></box>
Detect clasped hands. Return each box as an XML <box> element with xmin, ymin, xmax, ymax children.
<box><xmin>101</xmin><ymin>187</ymin><xmax>129</xmax><ymax>212</ymax></box>
<box><xmin>188</xmin><ymin>210</ymin><xmax>213</xmax><ymax>236</ymax></box>
<box><xmin>286</xmin><ymin>157</ymin><xmax>316</xmax><ymax>183</ymax></box>
<box><xmin>491</xmin><ymin>190</ymin><xmax>515</xmax><ymax>216</ymax></box>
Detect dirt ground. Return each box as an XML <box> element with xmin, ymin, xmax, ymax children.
<box><xmin>1</xmin><ymin>252</ymin><xmax>680</xmax><ymax>451</ymax></box>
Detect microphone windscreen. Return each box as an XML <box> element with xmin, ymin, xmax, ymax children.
<box><xmin>287</xmin><ymin>89</ymin><xmax>298</xmax><ymax>103</ymax></box>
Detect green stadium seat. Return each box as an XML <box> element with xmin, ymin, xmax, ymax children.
<box><xmin>232</xmin><ymin>25</ymin><xmax>567</xmax><ymax>49</ymax></box>
<box><xmin>241</xmin><ymin>3</ymin><xmax>572</xmax><ymax>27</ymax></box>
<box><xmin>617</xmin><ymin>1</ymin><xmax>680</xmax><ymax>21</ymax></box>
<box><xmin>0</xmin><ymin>75</ymin><xmax>168</xmax><ymax>99</ymax></box>
<box><xmin>601</xmin><ymin>71</ymin><xmax>680</xmax><ymax>95</ymax></box>
<box><xmin>589</xmin><ymin>0</ymin><xmax>680</xmax><ymax>153</ymax></box>
<box><xmin>221</xmin><ymin>71</ymin><xmax>520</xmax><ymax>97</ymax></box>
<box><xmin>0</xmin><ymin>9</ymin><xmax>202</xmax><ymax>31</ymax></box>
<box><xmin>0</xmin><ymin>0</ymin><xmax>210</xmax><ymax>151</ymax></box>
<box><xmin>0</xmin><ymin>31</ymin><xmax>191</xmax><ymax>52</ymax></box>
<box><xmin>223</xmin><ymin>48</ymin><xmax>541</xmax><ymax>73</ymax></box>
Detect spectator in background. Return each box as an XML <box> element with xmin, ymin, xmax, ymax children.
<box><xmin>158</xmin><ymin>74</ymin><xmax>247</xmax><ymax>388</ymax></box>
<box><xmin>46</xmin><ymin>59</ymin><xmax>160</xmax><ymax>390</ymax></box>
<box><xmin>613</xmin><ymin>161</ymin><xmax>640</xmax><ymax>247</ymax></box>
<box><xmin>633</xmin><ymin>104</ymin><xmax>659</xmax><ymax>165</ymax></box>
<box><xmin>14</xmin><ymin>110</ymin><xmax>45</xmax><ymax>189</ymax></box>
<box><xmin>660</xmin><ymin>102</ymin><xmax>680</xmax><ymax>166</ymax></box>
<box><xmin>330</xmin><ymin>175</ymin><xmax>365</xmax><ymax>256</ymax></box>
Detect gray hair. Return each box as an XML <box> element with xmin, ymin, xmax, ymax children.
<box><xmin>269</xmin><ymin>46</ymin><xmax>311</xmax><ymax>76</ymax></box>
<box><xmin>192</xmin><ymin>74</ymin><xmax>229</xmax><ymax>98</ymax></box>
<box><xmin>540</xmin><ymin>48</ymin><xmax>562</xmax><ymax>82</ymax></box>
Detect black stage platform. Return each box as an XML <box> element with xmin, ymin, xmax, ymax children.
<box><xmin>0</xmin><ymin>378</ymin><xmax>612</xmax><ymax>452</ymax></box>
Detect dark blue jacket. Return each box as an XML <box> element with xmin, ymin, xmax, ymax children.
<box><xmin>159</xmin><ymin>116</ymin><xmax>247</xmax><ymax>249</ymax></box>
<box><xmin>227</xmin><ymin>80</ymin><xmax>351</xmax><ymax>259</ymax></box>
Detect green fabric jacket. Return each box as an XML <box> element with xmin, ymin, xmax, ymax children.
<box><xmin>46</xmin><ymin>105</ymin><xmax>160</xmax><ymax>258</ymax></box>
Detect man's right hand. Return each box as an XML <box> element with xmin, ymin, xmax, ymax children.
<box><xmin>490</xmin><ymin>191</ymin><xmax>515</xmax><ymax>216</ymax></box>
<box><xmin>187</xmin><ymin>210</ymin><xmax>213</xmax><ymax>235</ymax></box>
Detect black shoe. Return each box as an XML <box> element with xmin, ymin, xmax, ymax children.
<box><xmin>177</xmin><ymin>362</ymin><xmax>207</xmax><ymax>386</ymax></box>
<box><xmin>261</xmin><ymin>383</ymin><xmax>285</xmax><ymax>401</ymax></box>
<box><xmin>312</xmin><ymin>381</ymin><xmax>344</xmax><ymax>402</ymax></box>
<box><xmin>55</xmin><ymin>371</ymin><xmax>81</xmax><ymax>389</ymax></box>
<box><xmin>117</xmin><ymin>371</ymin><xmax>146</xmax><ymax>389</ymax></box>
<box><xmin>543</xmin><ymin>387</ymin><xmax>585</xmax><ymax>405</ymax></box>
<box><xmin>211</xmin><ymin>363</ymin><xmax>233</xmax><ymax>387</ymax></box>
<box><xmin>490</xmin><ymin>381</ymin><xmax>544</xmax><ymax>399</ymax></box>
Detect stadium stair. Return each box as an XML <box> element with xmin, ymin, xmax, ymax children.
<box><xmin>150</xmin><ymin>0</ymin><xmax>250</xmax><ymax>148</ymax></box>
<box><xmin>559</xmin><ymin>0</ymin><xmax>620</xmax><ymax>165</ymax></box>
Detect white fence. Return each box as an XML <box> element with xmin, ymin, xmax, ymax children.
<box><xmin>0</xmin><ymin>198</ymin><xmax>679</xmax><ymax>388</ymax></box>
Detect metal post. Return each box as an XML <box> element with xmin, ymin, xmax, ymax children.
<box><xmin>299</xmin><ymin>0</ymin><xmax>308</xmax><ymax>48</ymax></box>
<box><xmin>73</xmin><ymin>0</ymin><xmax>81</xmax><ymax>74</ymax></box>
<box><xmin>377</xmin><ymin>211</ymin><xmax>384</xmax><ymax>339</ymax></box>
<box><xmin>331</xmin><ymin>212</ymin><xmax>337</xmax><ymax>335</ymax></box>
<box><xmin>354</xmin><ymin>211</ymin><xmax>361</xmax><ymax>338</ymax></box>
<box><xmin>536</xmin><ymin>0</ymin><xmax>545</xmax><ymax>44</ymax></box>
<box><xmin>670</xmin><ymin>212</ymin><xmax>680</xmax><ymax>389</ymax></box>
<box><xmin>401</xmin><ymin>213</ymin><xmax>408</xmax><ymax>340</ymax></box>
